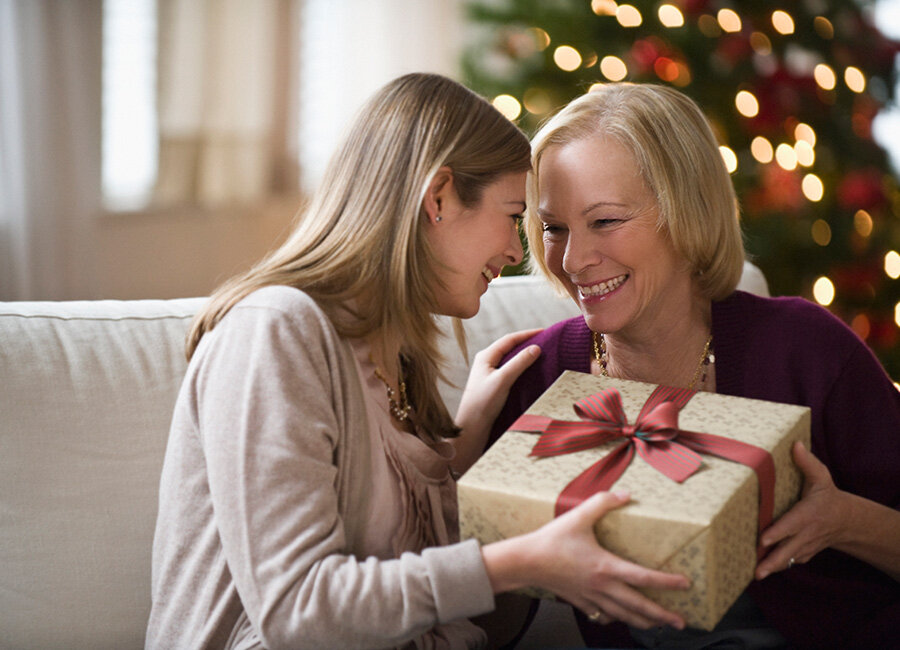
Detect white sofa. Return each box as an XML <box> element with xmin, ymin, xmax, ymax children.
<box><xmin>0</xmin><ymin>267</ymin><xmax>768</xmax><ymax>650</ymax></box>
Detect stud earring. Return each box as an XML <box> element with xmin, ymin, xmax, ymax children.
<box><xmin>435</xmin><ymin>215</ymin><xmax>443</xmax><ymax>222</ymax></box>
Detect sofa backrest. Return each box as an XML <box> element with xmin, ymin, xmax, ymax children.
<box><xmin>0</xmin><ymin>267</ymin><xmax>767</xmax><ymax>649</ymax></box>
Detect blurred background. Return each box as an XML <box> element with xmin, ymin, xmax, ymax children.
<box><xmin>1</xmin><ymin>0</ymin><xmax>898</xmax><ymax>374</ymax></box>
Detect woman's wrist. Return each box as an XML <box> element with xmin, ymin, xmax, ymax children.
<box><xmin>481</xmin><ymin>533</ymin><xmax>539</xmax><ymax>594</ymax></box>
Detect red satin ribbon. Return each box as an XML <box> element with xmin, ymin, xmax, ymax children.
<box><xmin>511</xmin><ymin>386</ymin><xmax>776</xmax><ymax>545</ymax></box>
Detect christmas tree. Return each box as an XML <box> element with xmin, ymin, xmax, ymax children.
<box><xmin>462</xmin><ymin>0</ymin><xmax>900</xmax><ymax>378</ymax></box>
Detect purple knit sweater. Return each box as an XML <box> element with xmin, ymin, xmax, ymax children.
<box><xmin>490</xmin><ymin>290</ymin><xmax>900</xmax><ymax>649</ymax></box>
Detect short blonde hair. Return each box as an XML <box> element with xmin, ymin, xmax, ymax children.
<box><xmin>526</xmin><ymin>83</ymin><xmax>744</xmax><ymax>300</ymax></box>
<box><xmin>188</xmin><ymin>73</ymin><xmax>531</xmax><ymax>440</ymax></box>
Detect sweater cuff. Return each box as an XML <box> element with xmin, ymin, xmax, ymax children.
<box><xmin>421</xmin><ymin>538</ymin><xmax>495</xmax><ymax>623</ymax></box>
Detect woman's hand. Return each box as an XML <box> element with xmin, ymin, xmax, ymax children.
<box><xmin>451</xmin><ymin>329</ymin><xmax>542</xmax><ymax>474</ymax></box>
<box><xmin>756</xmin><ymin>441</ymin><xmax>900</xmax><ymax>582</ymax></box>
<box><xmin>482</xmin><ymin>491</ymin><xmax>689</xmax><ymax>630</ymax></box>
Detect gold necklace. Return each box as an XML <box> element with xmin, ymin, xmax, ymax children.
<box><xmin>592</xmin><ymin>331</ymin><xmax>714</xmax><ymax>391</ymax></box>
<box><xmin>372</xmin><ymin>364</ymin><xmax>412</xmax><ymax>422</ymax></box>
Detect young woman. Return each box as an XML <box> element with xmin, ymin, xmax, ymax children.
<box><xmin>491</xmin><ymin>82</ymin><xmax>900</xmax><ymax>649</ymax></box>
<box><xmin>145</xmin><ymin>74</ymin><xmax>689</xmax><ymax>650</ymax></box>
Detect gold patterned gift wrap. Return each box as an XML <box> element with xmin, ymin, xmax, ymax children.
<box><xmin>458</xmin><ymin>371</ymin><xmax>810</xmax><ymax>630</ymax></box>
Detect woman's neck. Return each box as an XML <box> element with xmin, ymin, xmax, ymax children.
<box><xmin>599</xmin><ymin>292</ymin><xmax>713</xmax><ymax>390</ymax></box>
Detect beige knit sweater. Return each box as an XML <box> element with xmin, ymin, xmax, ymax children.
<box><xmin>146</xmin><ymin>286</ymin><xmax>494</xmax><ymax>649</ymax></box>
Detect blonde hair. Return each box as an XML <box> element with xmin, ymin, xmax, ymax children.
<box><xmin>187</xmin><ymin>73</ymin><xmax>531</xmax><ymax>440</ymax></box>
<box><xmin>526</xmin><ymin>83</ymin><xmax>744</xmax><ymax>300</ymax></box>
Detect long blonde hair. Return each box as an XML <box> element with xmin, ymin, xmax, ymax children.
<box><xmin>187</xmin><ymin>73</ymin><xmax>531</xmax><ymax>440</ymax></box>
<box><xmin>527</xmin><ymin>83</ymin><xmax>745</xmax><ymax>300</ymax></box>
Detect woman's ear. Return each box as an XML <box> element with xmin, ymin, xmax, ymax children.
<box><xmin>422</xmin><ymin>166</ymin><xmax>455</xmax><ymax>225</ymax></box>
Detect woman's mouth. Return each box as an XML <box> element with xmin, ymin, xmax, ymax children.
<box><xmin>482</xmin><ymin>266</ymin><xmax>498</xmax><ymax>284</ymax></box>
<box><xmin>577</xmin><ymin>274</ymin><xmax>628</xmax><ymax>300</ymax></box>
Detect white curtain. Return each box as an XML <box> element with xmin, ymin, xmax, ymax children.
<box><xmin>299</xmin><ymin>0</ymin><xmax>464</xmax><ymax>191</ymax></box>
<box><xmin>155</xmin><ymin>0</ymin><xmax>297</xmax><ymax>206</ymax></box>
<box><xmin>0</xmin><ymin>0</ymin><xmax>102</xmax><ymax>300</ymax></box>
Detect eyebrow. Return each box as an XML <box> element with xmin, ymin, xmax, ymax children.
<box><xmin>504</xmin><ymin>200</ymin><xmax>527</xmax><ymax>209</ymax></box>
<box><xmin>537</xmin><ymin>200</ymin><xmax>627</xmax><ymax>219</ymax></box>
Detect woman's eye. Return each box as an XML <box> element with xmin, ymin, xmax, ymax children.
<box><xmin>592</xmin><ymin>218</ymin><xmax>621</xmax><ymax>228</ymax></box>
<box><xmin>541</xmin><ymin>223</ymin><xmax>564</xmax><ymax>235</ymax></box>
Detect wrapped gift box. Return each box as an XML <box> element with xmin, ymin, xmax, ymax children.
<box><xmin>458</xmin><ymin>371</ymin><xmax>810</xmax><ymax>630</ymax></box>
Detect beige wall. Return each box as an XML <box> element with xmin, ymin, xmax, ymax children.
<box><xmin>89</xmin><ymin>197</ymin><xmax>299</xmax><ymax>300</ymax></box>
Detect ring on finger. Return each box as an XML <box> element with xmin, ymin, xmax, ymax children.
<box><xmin>588</xmin><ymin>609</ymin><xmax>603</xmax><ymax>622</ymax></box>
<box><xmin>787</xmin><ymin>557</ymin><xmax>796</xmax><ymax>569</ymax></box>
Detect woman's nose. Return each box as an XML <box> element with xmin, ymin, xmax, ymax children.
<box><xmin>562</xmin><ymin>232</ymin><xmax>601</xmax><ymax>275</ymax></box>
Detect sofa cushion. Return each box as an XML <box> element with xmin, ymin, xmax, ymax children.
<box><xmin>0</xmin><ymin>298</ymin><xmax>203</xmax><ymax>650</ymax></box>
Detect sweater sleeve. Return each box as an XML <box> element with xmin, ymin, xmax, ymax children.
<box><xmin>194</xmin><ymin>290</ymin><xmax>494</xmax><ymax>649</ymax></box>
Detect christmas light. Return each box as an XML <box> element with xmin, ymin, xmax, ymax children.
<box><xmin>528</xmin><ymin>27</ymin><xmax>550</xmax><ymax>50</ymax></box>
<box><xmin>600</xmin><ymin>55</ymin><xmax>628</xmax><ymax>81</ymax></box>
<box><xmin>775</xmin><ymin>143</ymin><xmax>798</xmax><ymax>170</ymax></box>
<box><xmin>811</xmin><ymin>219</ymin><xmax>832</xmax><ymax>246</ymax></box>
<box><xmin>750</xmin><ymin>32</ymin><xmax>772</xmax><ymax>55</ymax></box>
<box><xmin>813</xmin><ymin>276</ymin><xmax>835</xmax><ymax>306</ymax></box>
<box><xmin>492</xmin><ymin>94</ymin><xmax>521</xmax><ymax>121</ymax></box>
<box><xmin>813</xmin><ymin>16</ymin><xmax>834</xmax><ymax>39</ymax></box>
<box><xmin>886</xmin><ymin>250</ymin><xmax>900</xmax><ymax>280</ymax></box>
<box><xmin>751</xmin><ymin>136</ymin><xmax>774</xmax><ymax>163</ymax></box>
<box><xmin>844</xmin><ymin>66</ymin><xmax>866</xmax><ymax>93</ymax></box>
<box><xmin>584</xmin><ymin>51</ymin><xmax>598</xmax><ymax>68</ymax></box>
<box><xmin>735</xmin><ymin>90</ymin><xmax>759</xmax><ymax>117</ymax></box>
<box><xmin>795</xmin><ymin>140</ymin><xmax>815</xmax><ymax>167</ymax></box>
<box><xmin>851</xmin><ymin>314</ymin><xmax>871</xmax><ymax>340</ymax></box>
<box><xmin>658</xmin><ymin>4</ymin><xmax>684</xmax><ymax>28</ymax></box>
<box><xmin>717</xmin><ymin>8</ymin><xmax>742</xmax><ymax>33</ymax></box>
<box><xmin>616</xmin><ymin>4</ymin><xmax>642</xmax><ymax>28</ymax></box>
<box><xmin>554</xmin><ymin>45</ymin><xmax>582</xmax><ymax>71</ymax></box>
<box><xmin>854</xmin><ymin>210</ymin><xmax>874</xmax><ymax>237</ymax></box>
<box><xmin>719</xmin><ymin>146</ymin><xmax>738</xmax><ymax>173</ymax></box>
<box><xmin>654</xmin><ymin>57</ymin><xmax>679</xmax><ymax>82</ymax></box>
<box><xmin>772</xmin><ymin>10</ymin><xmax>795</xmax><ymax>35</ymax></box>
<box><xmin>698</xmin><ymin>14</ymin><xmax>721</xmax><ymax>37</ymax></box>
<box><xmin>802</xmin><ymin>174</ymin><xmax>824</xmax><ymax>201</ymax></box>
<box><xmin>895</xmin><ymin>304</ymin><xmax>900</xmax><ymax>329</ymax></box>
<box><xmin>523</xmin><ymin>88</ymin><xmax>552</xmax><ymax>115</ymax></box>
<box><xmin>814</xmin><ymin>64</ymin><xmax>836</xmax><ymax>90</ymax></box>
<box><xmin>794</xmin><ymin>123</ymin><xmax>816</xmax><ymax>146</ymax></box>
<box><xmin>591</xmin><ymin>0</ymin><xmax>617</xmax><ymax>16</ymax></box>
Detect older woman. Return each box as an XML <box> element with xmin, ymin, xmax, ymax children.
<box><xmin>489</xmin><ymin>83</ymin><xmax>900</xmax><ymax>649</ymax></box>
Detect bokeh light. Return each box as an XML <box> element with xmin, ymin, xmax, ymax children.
<box><xmin>854</xmin><ymin>210</ymin><xmax>874</xmax><ymax>237</ymax></box>
<box><xmin>814</xmin><ymin>63</ymin><xmax>837</xmax><ymax>90</ymax></box>
<box><xmin>717</xmin><ymin>8</ymin><xmax>742</xmax><ymax>32</ymax></box>
<box><xmin>658</xmin><ymin>4</ymin><xmax>684</xmax><ymax>28</ymax></box>
<box><xmin>775</xmin><ymin>143</ymin><xmax>798</xmax><ymax>170</ymax></box>
<box><xmin>886</xmin><ymin>250</ymin><xmax>900</xmax><ymax>280</ymax></box>
<box><xmin>845</xmin><ymin>66</ymin><xmax>866</xmax><ymax>93</ymax></box>
<box><xmin>811</xmin><ymin>219</ymin><xmax>832</xmax><ymax>246</ymax></box>
<box><xmin>735</xmin><ymin>90</ymin><xmax>759</xmax><ymax>117</ymax></box>
<box><xmin>554</xmin><ymin>45</ymin><xmax>582</xmax><ymax>71</ymax></box>
<box><xmin>751</xmin><ymin>136</ymin><xmax>774</xmax><ymax>163</ymax></box>
<box><xmin>813</xmin><ymin>276</ymin><xmax>835</xmax><ymax>306</ymax></box>
<box><xmin>719</xmin><ymin>146</ymin><xmax>738</xmax><ymax>173</ymax></box>
<box><xmin>492</xmin><ymin>94</ymin><xmax>521</xmax><ymax>121</ymax></box>
<box><xmin>600</xmin><ymin>55</ymin><xmax>628</xmax><ymax>81</ymax></box>
<box><xmin>802</xmin><ymin>173</ymin><xmax>824</xmax><ymax>201</ymax></box>
<box><xmin>616</xmin><ymin>4</ymin><xmax>642</xmax><ymax>27</ymax></box>
<box><xmin>772</xmin><ymin>10</ymin><xmax>795</xmax><ymax>35</ymax></box>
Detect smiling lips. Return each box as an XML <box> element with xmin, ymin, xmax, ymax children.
<box><xmin>577</xmin><ymin>273</ymin><xmax>628</xmax><ymax>299</ymax></box>
<box><xmin>482</xmin><ymin>266</ymin><xmax>498</xmax><ymax>283</ymax></box>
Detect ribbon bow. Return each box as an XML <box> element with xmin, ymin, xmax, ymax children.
<box><xmin>511</xmin><ymin>386</ymin><xmax>775</xmax><ymax>540</ymax></box>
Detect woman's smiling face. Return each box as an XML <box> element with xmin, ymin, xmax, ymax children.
<box><xmin>427</xmin><ymin>171</ymin><xmax>527</xmax><ymax>319</ymax></box>
<box><xmin>537</xmin><ymin>136</ymin><xmax>694</xmax><ymax>338</ymax></box>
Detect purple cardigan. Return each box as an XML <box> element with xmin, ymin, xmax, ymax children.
<box><xmin>491</xmin><ymin>290</ymin><xmax>900</xmax><ymax>649</ymax></box>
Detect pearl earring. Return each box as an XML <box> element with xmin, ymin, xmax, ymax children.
<box><xmin>435</xmin><ymin>215</ymin><xmax>443</xmax><ymax>222</ymax></box>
